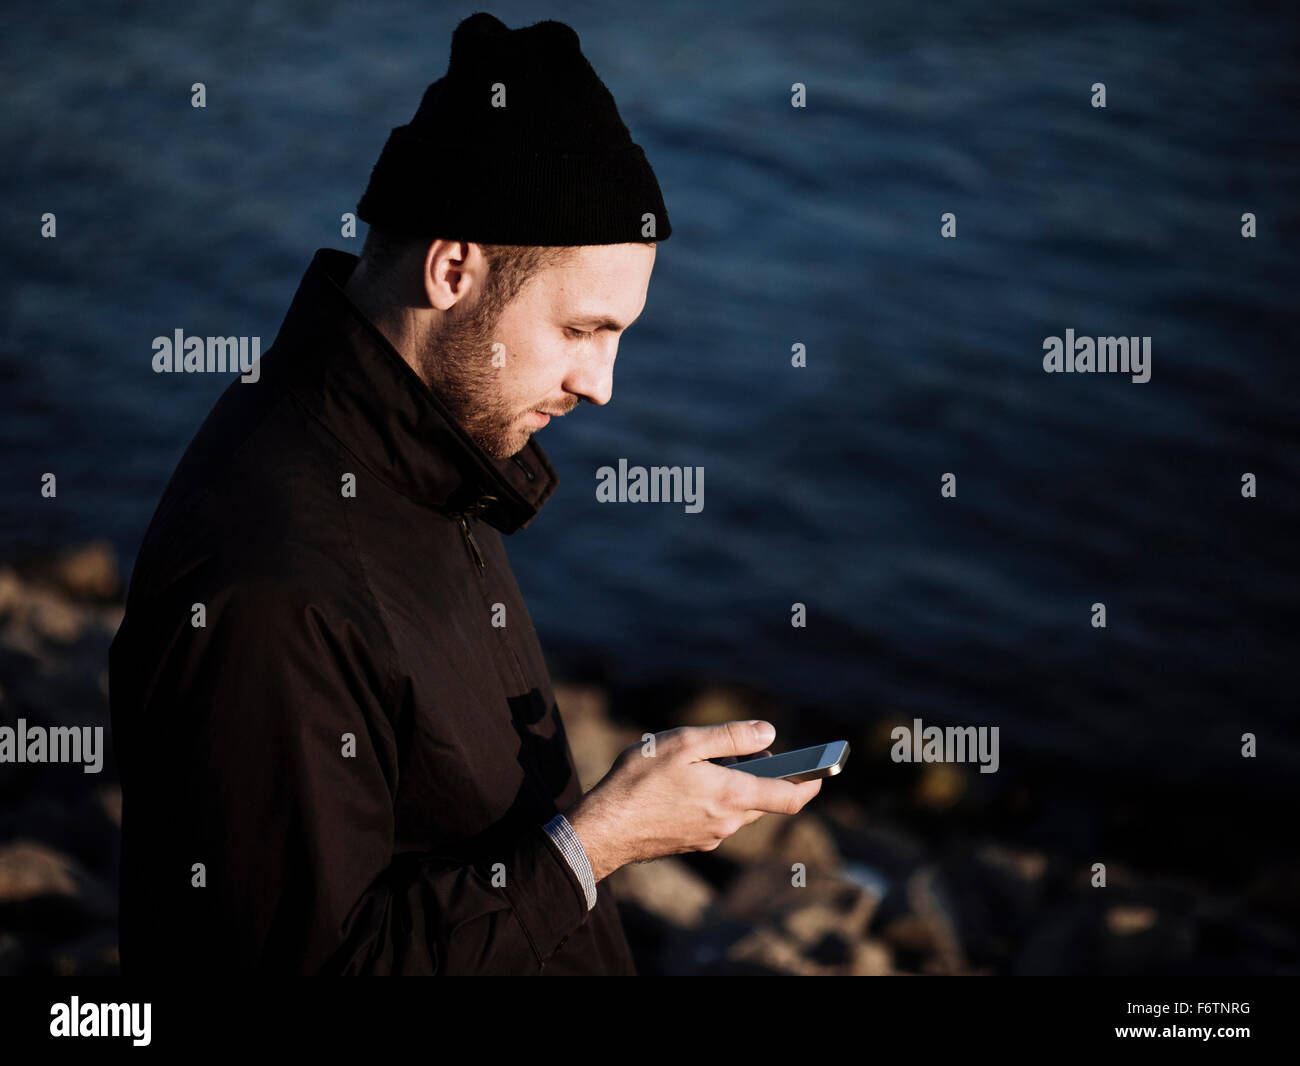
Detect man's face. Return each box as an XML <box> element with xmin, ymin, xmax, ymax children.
<box><xmin>419</xmin><ymin>242</ymin><xmax>656</xmax><ymax>460</ymax></box>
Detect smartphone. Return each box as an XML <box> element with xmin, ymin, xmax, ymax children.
<box><xmin>728</xmin><ymin>740</ymin><xmax>850</xmax><ymax>782</ymax></box>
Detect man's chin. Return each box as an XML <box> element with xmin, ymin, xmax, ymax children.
<box><xmin>469</xmin><ymin>426</ymin><xmax>533</xmax><ymax>462</ymax></box>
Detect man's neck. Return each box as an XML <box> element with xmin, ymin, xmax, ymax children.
<box><xmin>343</xmin><ymin>266</ymin><xmax>428</xmax><ymax>385</ymax></box>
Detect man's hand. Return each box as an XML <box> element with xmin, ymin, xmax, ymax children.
<box><xmin>565</xmin><ymin>721</ymin><xmax>822</xmax><ymax>882</ymax></box>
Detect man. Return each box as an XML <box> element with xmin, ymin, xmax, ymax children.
<box><xmin>109</xmin><ymin>12</ymin><xmax>820</xmax><ymax>976</ymax></box>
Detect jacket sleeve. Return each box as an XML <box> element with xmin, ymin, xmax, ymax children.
<box><xmin>115</xmin><ymin>574</ymin><xmax>593</xmax><ymax>975</ymax></box>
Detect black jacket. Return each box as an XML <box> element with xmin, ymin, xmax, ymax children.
<box><xmin>109</xmin><ymin>248</ymin><xmax>637</xmax><ymax>975</ymax></box>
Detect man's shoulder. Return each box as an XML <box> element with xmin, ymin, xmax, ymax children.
<box><xmin>128</xmin><ymin>379</ymin><xmax>369</xmax><ymax>610</ymax></box>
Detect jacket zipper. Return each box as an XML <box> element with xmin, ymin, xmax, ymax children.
<box><xmin>453</xmin><ymin>494</ymin><xmax>534</xmax><ymax>691</ymax></box>
<box><xmin>453</xmin><ymin>493</ymin><xmax>498</xmax><ymax>573</ymax></box>
<box><xmin>457</xmin><ymin>513</ymin><xmax>485</xmax><ymax>571</ymax></box>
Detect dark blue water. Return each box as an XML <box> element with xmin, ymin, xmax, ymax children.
<box><xmin>3</xmin><ymin>0</ymin><xmax>1297</xmax><ymax>786</ymax></box>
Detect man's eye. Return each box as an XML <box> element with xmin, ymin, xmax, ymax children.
<box><xmin>564</xmin><ymin>327</ymin><xmax>592</xmax><ymax>339</ymax></box>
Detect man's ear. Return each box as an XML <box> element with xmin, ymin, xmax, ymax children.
<box><xmin>423</xmin><ymin>239</ymin><xmax>479</xmax><ymax>312</ymax></box>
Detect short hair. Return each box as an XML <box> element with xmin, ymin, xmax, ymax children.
<box><xmin>358</xmin><ymin>226</ymin><xmax>581</xmax><ymax>322</ymax></box>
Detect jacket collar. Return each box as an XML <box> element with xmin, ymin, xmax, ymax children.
<box><xmin>260</xmin><ymin>248</ymin><xmax>559</xmax><ymax>534</ymax></box>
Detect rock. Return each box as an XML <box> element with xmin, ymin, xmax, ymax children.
<box><xmin>717</xmin><ymin>861</ymin><xmax>880</xmax><ymax>940</ymax></box>
<box><xmin>976</xmin><ymin>842</ymin><xmax>1048</xmax><ymax>883</ymax></box>
<box><xmin>0</xmin><ymin>931</ymin><xmax>26</xmax><ymax>976</ymax></box>
<box><xmin>716</xmin><ymin>812</ymin><xmax>838</xmax><ymax>879</ymax></box>
<box><xmin>777</xmin><ymin>812</ymin><xmax>841</xmax><ymax>871</ymax></box>
<box><xmin>676</xmin><ymin>685</ymin><xmax>757</xmax><ymax>727</ymax></box>
<box><xmin>822</xmin><ymin>796</ymin><xmax>867</xmax><ymax>830</ymax></box>
<box><xmin>713</xmin><ymin>812</ymin><xmax>783</xmax><ymax>863</ymax></box>
<box><xmin>821</xmin><ymin>814</ymin><xmax>927</xmax><ymax>882</ymax></box>
<box><xmin>1013</xmin><ymin>900</ymin><xmax>1098</xmax><ymax>975</ymax></box>
<box><xmin>0</xmin><ymin>569</ymin><xmax>87</xmax><ymax>645</ymax></box>
<box><xmin>46</xmin><ymin>542</ymin><xmax>120</xmax><ymax>601</ymax></box>
<box><xmin>914</xmin><ymin>762</ymin><xmax>966</xmax><ymax>809</ymax></box>
<box><xmin>875</xmin><ymin>864</ymin><xmax>969</xmax><ymax>975</ymax></box>
<box><xmin>0</xmin><ymin>839</ymin><xmax>115</xmax><ymax>923</ymax></box>
<box><xmin>553</xmin><ymin>682</ymin><xmax>641</xmax><ymax>793</ymax></box>
<box><xmin>48</xmin><ymin>928</ymin><xmax>119</xmax><ymax>977</ymax></box>
<box><xmin>608</xmin><ymin>857</ymin><xmax>715</xmax><ymax>929</ymax></box>
<box><xmin>1240</xmin><ymin>862</ymin><xmax>1300</xmax><ymax>928</ymax></box>
<box><xmin>721</xmin><ymin>926</ymin><xmax>894</xmax><ymax>977</ymax></box>
<box><xmin>850</xmin><ymin>937</ymin><xmax>895</xmax><ymax>975</ymax></box>
<box><xmin>782</xmin><ymin>891</ymin><xmax>874</xmax><ymax>947</ymax></box>
<box><xmin>725</xmin><ymin>926</ymin><xmax>822</xmax><ymax>975</ymax></box>
<box><xmin>97</xmin><ymin>786</ymin><xmax>122</xmax><ymax>828</ymax></box>
<box><xmin>1106</xmin><ymin>904</ymin><xmax>1158</xmax><ymax>936</ymax></box>
<box><xmin>0</xmin><ymin>840</ymin><xmax>80</xmax><ymax>902</ymax></box>
<box><xmin>921</xmin><ymin>842</ymin><xmax>1049</xmax><ymax>971</ymax></box>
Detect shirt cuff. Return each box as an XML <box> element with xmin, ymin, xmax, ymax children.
<box><xmin>542</xmin><ymin>813</ymin><xmax>598</xmax><ymax>911</ymax></box>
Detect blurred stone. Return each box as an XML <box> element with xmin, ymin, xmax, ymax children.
<box><xmin>777</xmin><ymin>812</ymin><xmax>840</xmax><ymax>870</ymax></box>
<box><xmin>553</xmin><ymin>682</ymin><xmax>641</xmax><ymax>793</ymax></box>
<box><xmin>719</xmin><ymin>861</ymin><xmax>879</xmax><ymax>939</ymax></box>
<box><xmin>0</xmin><ymin>569</ymin><xmax>87</xmax><ymax>645</ymax></box>
<box><xmin>914</xmin><ymin>762</ymin><xmax>966</xmax><ymax>809</ymax></box>
<box><xmin>976</xmin><ymin>842</ymin><xmax>1047</xmax><ymax>883</ymax></box>
<box><xmin>1241</xmin><ymin>862</ymin><xmax>1300</xmax><ymax>928</ymax></box>
<box><xmin>1013</xmin><ymin>901</ymin><xmax>1096</xmax><ymax>975</ymax></box>
<box><xmin>935</xmin><ymin>843</ymin><xmax>1048</xmax><ymax>971</ymax></box>
<box><xmin>609</xmin><ymin>857</ymin><xmax>715</xmax><ymax>929</ymax></box>
<box><xmin>725</xmin><ymin>926</ymin><xmax>820</xmax><ymax>975</ymax></box>
<box><xmin>713</xmin><ymin>811</ymin><xmax>782</xmax><ymax>862</ymax></box>
<box><xmin>676</xmin><ymin>685</ymin><xmax>759</xmax><ymax>727</ymax></box>
<box><xmin>50</xmin><ymin>928</ymin><xmax>120</xmax><ymax>977</ymax></box>
<box><xmin>98</xmin><ymin>786</ymin><xmax>122</xmax><ymax>828</ymax></box>
<box><xmin>0</xmin><ymin>931</ymin><xmax>25</xmax><ymax>976</ymax></box>
<box><xmin>877</xmin><ymin>864</ymin><xmax>969</xmax><ymax>975</ymax></box>
<box><xmin>722</xmin><ymin>924</ymin><xmax>892</xmax><ymax>977</ymax></box>
<box><xmin>1107</xmin><ymin>904</ymin><xmax>1158</xmax><ymax>936</ymax></box>
<box><xmin>48</xmin><ymin>542</ymin><xmax>120</xmax><ymax>601</ymax></box>
<box><xmin>782</xmin><ymin>888</ymin><xmax>875</xmax><ymax>947</ymax></box>
<box><xmin>714</xmin><ymin>811</ymin><xmax>839</xmax><ymax>883</ymax></box>
<box><xmin>0</xmin><ymin>840</ymin><xmax>80</xmax><ymax>901</ymax></box>
<box><xmin>850</xmin><ymin>937</ymin><xmax>894</xmax><ymax>975</ymax></box>
<box><xmin>822</xmin><ymin>796</ymin><xmax>867</xmax><ymax>830</ymax></box>
<box><xmin>821</xmin><ymin>815</ymin><xmax>927</xmax><ymax>881</ymax></box>
<box><xmin>869</xmin><ymin>715</ymin><xmax>911</xmax><ymax>756</ymax></box>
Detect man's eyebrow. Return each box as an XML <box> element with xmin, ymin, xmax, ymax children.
<box><xmin>566</xmin><ymin>312</ymin><xmax>637</xmax><ymax>331</ymax></box>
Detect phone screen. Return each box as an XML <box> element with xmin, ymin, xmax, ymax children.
<box><xmin>730</xmin><ymin>743</ymin><xmax>834</xmax><ymax>779</ymax></box>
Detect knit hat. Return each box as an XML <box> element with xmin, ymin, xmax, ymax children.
<box><xmin>356</xmin><ymin>12</ymin><xmax>672</xmax><ymax>246</ymax></box>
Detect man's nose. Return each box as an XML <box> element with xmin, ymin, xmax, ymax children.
<box><xmin>563</xmin><ymin>342</ymin><xmax>617</xmax><ymax>406</ymax></box>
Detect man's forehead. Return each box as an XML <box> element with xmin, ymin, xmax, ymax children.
<box><xmin>544</xmin><ymin>245</ymin><xmax>653</xmax><ymax>319</ymax></box>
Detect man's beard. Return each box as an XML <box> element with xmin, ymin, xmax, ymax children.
<box><xmin>416</xmin><ymin>292</ymin><xmax>523</xmax><ymax>460</ymax></box>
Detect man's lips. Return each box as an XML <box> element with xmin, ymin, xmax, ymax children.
<box><xmin>529</xmin><ymin>405</ymin><xmax>572</xmax><ymax>426</ymax></box>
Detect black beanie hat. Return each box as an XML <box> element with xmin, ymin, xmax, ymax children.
<box><xmin>356</xmin><ymin>12</ymin><xmax>672</xmax><ymax>246</ymax></box>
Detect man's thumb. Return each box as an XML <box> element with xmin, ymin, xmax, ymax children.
<box><xmin>694</xmin><ymin>720</ymin><xmax>777</xmax><ymax>760</ymax></box>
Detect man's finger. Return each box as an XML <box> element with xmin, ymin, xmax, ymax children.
<box><xmin>682</xmin><ymin>720</ymin><xmax>776</xmax><ymax>761</ymax></box>
<box><xmin>728</xmin><ymin>773</ymin><xmax>822</xmax><ymax>815</ymax></box>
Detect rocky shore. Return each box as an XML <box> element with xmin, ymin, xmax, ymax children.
<box><xmin>1</xmin><ymin>543</ymin><xmax>1296</xmax><ymax>975</ymax></box>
